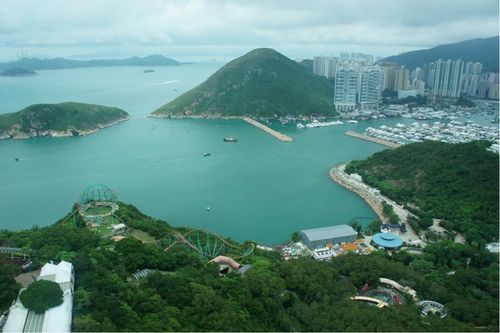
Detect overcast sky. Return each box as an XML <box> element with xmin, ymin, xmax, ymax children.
<box><xmin>0</xmin><ymin>0</ymin><xmax>498</xmax><ymax>61</ymax></box>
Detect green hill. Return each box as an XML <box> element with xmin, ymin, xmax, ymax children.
<box><xmin>345</xmin><ymin>141</ymin><xmax>499</xmax><ymax>243</ymax></box>
<box><xmin>0</xmin><ymin>102</ymin><xmax>129</xmax><ymax>139</ymax></box>
<box><xmin>153</xmin><ymin>48</ymin><xmax>335</xmax><ymax>117</ymax></box>
<box><xmin>381</xmin><ymin>36</ymin><xmax>499</xmax><ymax>72</ymax></box>
<box><xmin>0</xmin><ymin>202</ymin><xmax>497</xmax><ymax>331</ymax></box>
<box><xmin>0</xmin><ymin>55</ymin><xmax>180</xmax><ymax>71</ymax></box>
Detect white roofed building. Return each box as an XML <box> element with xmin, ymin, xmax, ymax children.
<box><xmin>300</xmin><ymin>225</ymin><xmax>357</xmax><ymax>249</ymax></box>
<box><xmin>3</xmin><ymin>261</ymin><xmax>74</xmax><ymax>333</ymax></box>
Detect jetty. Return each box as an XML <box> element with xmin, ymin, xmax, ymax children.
<box><xmin>345</xmin><ymin>131</ymin><xmax>400</xmax><ymax>148</ymax></box>
<box><xmin>242</xmin><ymin>117</ymin><xmax>293</xmax><ymax>142</ymax></box>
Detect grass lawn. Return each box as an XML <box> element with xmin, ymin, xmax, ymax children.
<box><xmin>130</xmin><ymin>229</ymin><xmax>156</xmax><ymax>243</ymax></box>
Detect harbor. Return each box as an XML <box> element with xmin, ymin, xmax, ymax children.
<box><xmin>362</xmin><ymin>120</ymin><xmax>500</xmax><ymax>153</ymax></box>
<box><xmin>345</xmin><ymin>130</ymin><xmax>401</xmax><ymax>148</ymax></box>
<box><xmin>242</xmin><ymin>117</ymin><xmax>293</xmax><ymax>142</ymax></box>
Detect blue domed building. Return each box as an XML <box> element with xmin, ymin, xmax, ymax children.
<box><xmin>371</xmin><ymin>232</ymin><xmax>403</xmax><ymax>249</ymax></box>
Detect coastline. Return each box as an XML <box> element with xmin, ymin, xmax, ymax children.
<box><xmin>329</xmin><ymin>164</ymin><xmax>387</xmax><ymax>223</ymax></box>
<box><xmin>0</xmin><ymin>116</ymin><xmax>130</xmax><ymax>140</ymax></box>
<box><xmin>329</xmin><ymin>163</ymin><xmax>422</xmax><ymax>245</ymax></box>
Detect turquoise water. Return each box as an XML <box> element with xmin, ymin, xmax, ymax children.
<box><xmin>0</xmin><ymin>64</ymin><xmax>410</xmax><ymax>244</ymax></box>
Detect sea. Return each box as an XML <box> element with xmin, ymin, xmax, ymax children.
<box><xmin>0</xmin><ymin>64</ymin><xmax>497</xmax><ymax>244</ymax></box>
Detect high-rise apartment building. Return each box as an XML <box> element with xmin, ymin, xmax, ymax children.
<box><xmin>358</xmin><ymin>66</ymin><xmax>383</xmax><ymax>109</ymax></box>
<box><xmin>432</xmin><ymin>59</ymin><xmax>463</xmax><ymax>97</ymax></box>
<box><xmin>379</xmin><ymin>63</ymin><xmax>397</xmax><ymax>90</ymax></box>
<box><xmin>313</xmin><ymin>56</ymin><xmax>337</xmax><ymax>79</ymax></box>
<box><xmin>313</xmin><ymin>56</ymin><xmax>328</xmax><ymax>78</ymax></box>
<box><xmin>394</xmin><ymin>66</ymin><xmax>410</xmax><ymax>91</ymax></box>
<box><xmin>334</xmin><ymin>67</ymin><xmax>358</xmax><ymax>112</ymax></box>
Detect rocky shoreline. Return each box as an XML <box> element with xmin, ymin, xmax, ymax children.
<box><xmin>329</xmin><ymin>164</ymin><xmax>387</xmax><ymax>223</ymax></box>
<box><xmin>329</xmin><ymin>163</ymin><xmax>423</xmax><ymax>245</ymax></box>
<box><xmin>0</xmin><ymin>116</ymin><xmax>130</xmax><ymax>140</ymax></box>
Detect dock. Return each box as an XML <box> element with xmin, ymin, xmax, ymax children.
<box><xmin>345</xmin><ymin>131</ymin><xmax>400</xmax><ymax>148</ymax></box>
<box><xmin>242</xmin><ymin>117</ymin><xmax>293</xmax><ymax>142</ymax></box>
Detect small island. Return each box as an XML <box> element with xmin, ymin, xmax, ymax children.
<box><xmin>1</xmin><ymin>67</ymin><xmax>37</xmax><ymax>77</ymax></box>
<box><xmin>0</xmin><ymin>102</ymin><xmax>130</xmax><ymax>140</ymax></box>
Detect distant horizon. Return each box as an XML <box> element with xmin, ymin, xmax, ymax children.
<box><xmin>0</xmin><ymin>35</ymin><xmax>498</xmax><ymax>63</ymax></box>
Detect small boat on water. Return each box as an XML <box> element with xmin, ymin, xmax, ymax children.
<box><xmin>296</xmin><ymin>123</ymin><xmax>305</xmax><ymax>129</ymax></box>
<box><xmin>203</xmin><ymin>152</ymin><xmax>211</xmax><ymax>157</ymax></box>
<box><xmin>223</xmin><ymin>137</ymin><xmax>238</xmax><ymax>142</ymax></box>
<box><xmin>14</xmin><ymin>157</ymin><xmax>20</xmax><ymax>162</ymax></box>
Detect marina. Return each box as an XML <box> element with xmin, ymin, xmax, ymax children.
<box><xmin>362</xmin><ymin>120</ymin><xmax>499</xmax><ymax>152</ymax></box>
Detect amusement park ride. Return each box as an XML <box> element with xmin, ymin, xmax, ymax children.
<box><xmin>72</xmin><ymin>184</ymin><xmax>255</xmax><ymax>261</ymax></box>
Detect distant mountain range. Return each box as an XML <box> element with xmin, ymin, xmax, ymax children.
<box><xmin>153</xmin><ymin>48</ymin><xmax>335</xmax><ymax>117</ymax></box>
<box><xmin>0</xmin><ymin>55</ymin><xmax>180</xmax><ymax>71</ymax></box>
<box><xmin>381</xmin><ymin>36</ymin><xmax>499</xmax><ymax>72</ymax></box>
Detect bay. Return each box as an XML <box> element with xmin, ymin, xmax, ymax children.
<box><xmin>1</xmin><ymin>63</ymin><xmax>395</xmax><ymax>244</ymax></box>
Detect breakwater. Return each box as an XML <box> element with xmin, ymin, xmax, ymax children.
<box><xmin>345</xmin><ymin>131</ymin><xmax>400</xmax><ymax>148</ymax></box>
<box><xmin>242</xmin><ymin>117</ymin><xmax>293</xmax><ymax>142</ymax></box>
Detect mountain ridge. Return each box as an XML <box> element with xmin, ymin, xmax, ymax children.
<box><xmin>380</xmin><ymin>36</ymin><xmax>499</xmax><ymax>72</ymax></box>
<box><xmin>0</xmin><ymin>54</ymin><xmax>180</xmax><ymax>70</ymax></box>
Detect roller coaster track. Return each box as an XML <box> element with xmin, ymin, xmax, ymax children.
<box><xmin>0</xmin><ymin>247</ymin><xmax>35</xmax><ymax>258</ymax></box>
<box><xmin>159</xmin><ymin>228</ymin><xmax>255</xmax><ymax>260</ymax></box>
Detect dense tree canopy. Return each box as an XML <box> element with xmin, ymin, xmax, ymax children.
<box><xmin>20</xmin><ymin>280</ymin><xmax>63</xmax><ymax>314</ymax></box>
<box><xmin>346</xmin><ymin>141</ymin><xmax>499</xmax><ymax>243</ymax></box>
<box><xmin>0</xmin><ymin>202</ymin><xmax>497</xmax><ymax>331</ymax></box>
<box><xmin>0</xmin><ymin>256</ymin><xmax>20</xmax><ymax>311</ymax></box>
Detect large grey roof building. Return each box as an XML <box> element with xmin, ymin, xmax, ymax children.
<box><xmin>300</xmin><ymin>224</ymin><xmax>357</xmax><ymax>249</ymax></box>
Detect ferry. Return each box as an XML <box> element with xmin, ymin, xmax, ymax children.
<box><xmin>223</xmin><ymin>137</ymin><xmax>238</xmax><ymax>142</ymax></box>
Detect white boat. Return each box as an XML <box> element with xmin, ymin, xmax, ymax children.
<box><xmin>347</xmin><ymin>120</ymin><xmax>358</xmax><ymax>124</ymax></box>
<box><xmin>296</xmin><ymin>123</ymin><xmax>305</xmax><ymax>129</ymax></box>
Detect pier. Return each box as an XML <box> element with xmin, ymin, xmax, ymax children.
<box><xmin>345</xmin><ymin>131</ymin><xmax>400</xmax><ymax>148</ymax></box>
<box><xmin>242</xmin><ymin>117</ymin><xmax>293</xmax><ymax>142</ymax></box>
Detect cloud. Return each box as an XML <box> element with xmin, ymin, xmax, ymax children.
<box><xmin>0</xmin><ymin>0</ymin><xmax>498</xmax><ymax>58</ymax></box>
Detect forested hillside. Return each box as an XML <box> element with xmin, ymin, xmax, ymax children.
<box><xmin>346</xmin><ymin>141</ymin><xmax>499</xmax><ymax>243</ymax></box>
<box><xmin>0</xmin><ymin>203</ymin><xmax>497</xmax><ymax>331</ymax></box>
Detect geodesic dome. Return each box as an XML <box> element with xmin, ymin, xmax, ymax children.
<box><xmin>79</xmin><ymin>184</ymin><xmax>117</xmax><ymax>205</ymax></box>
<box><xmin>78</xmin><ymin>184</ymin><xmax>119</xmax><ymax>221</ymax></box>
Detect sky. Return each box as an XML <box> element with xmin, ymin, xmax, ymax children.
<box><xmin>0</xmin><ymin>0</ymin><xmax>498</xmax><ymax>62</ymax></box>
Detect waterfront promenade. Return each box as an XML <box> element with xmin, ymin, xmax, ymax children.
<box><xmin>345</xmin><ymin>131</ymin><xmax>400</xmax><ymax>148</ymax></box>
<box><xmin>242</xmin><ymin>117</ymin><xmax>293</xmax><ymax>142</ymax></box>
<box><xmin>329</xmin><ymin>163</ymin><xmax>423</xmax><ymax>246</ymax></box>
